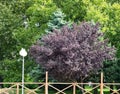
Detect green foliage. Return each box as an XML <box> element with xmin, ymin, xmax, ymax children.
<box><xmin>103</xmin><ymin>60</ymin><xmax>117</xmax><ymax>82</ymax></box>
<box><xmin>0</xmin><ymin>0</ymin><xmax>28</xmax><ymax>14</ymax></box>
<box><xmin>84</xmin><ymin>0</ymin><xmax>109</xmax><ymax>31</ymax></box>
<box><xmin>84</xmin><ymin>0</ymin><xmax>120</xmax><ymax>83</ymax></box>
<box><xmin>30</xmin><ymin>65</ymin><xmax>45</xmax><ymax>82</ymax></box>
<box><xmin>0</xmin><ymin>0</ymin><xmax>57</xmax><ymax>82</ymax></box>
<box><xmin>53</xmin><ymin>0</ymin><xmax>86</xmax><ymax>22</ymax></box>
<box><xmin>0</xmin><ymin>3</ymin><xmax>20</xmax><ymax>60</ymax></box>
<box><xmin>0</xmin><ymin>59</ymin><xmax>21</xmax><ymax>82</ymax></box>
<box><xmin>105</xmin><ymin>3</ymin><xmax>120</xmax><ymax>57</ymax></box>
<box><xmin>45</xmin><ymin>9</ymin><xmax>68</xmax><ymax>33</ymax></box>
<box><xmin>26</xmin><ymin>0</ymin><xmax>57</xmax><ymax>32</ymax></box>
<box><xmin>106</xmin><ymin>0</ymin><xmax>120</xmax><ymax>4</ymax></box>
<box><xmin>84</xmin><ymin>0</ymin><xmax>120</xmax><ymax>56</ymax></box>
<box><xmin>0</xmin><ymin>0</ymin><xmax>120</xmax><ymax>83</ymax></box>
<box><xmin>0</xmin><ymin>58</ymin><xmax>34</xmax><ymax>82</ymax></box>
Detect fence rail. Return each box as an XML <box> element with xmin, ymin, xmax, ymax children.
<box><xmin>0</xmin><ymin>72</ymin><xmax>120</xmax><ymax>94</ymax></box>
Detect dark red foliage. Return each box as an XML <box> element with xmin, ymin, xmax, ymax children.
<box><xmin>29</xmin><ymin>22</ymin><xmax>115</xmax><ymax>82</ymax></box>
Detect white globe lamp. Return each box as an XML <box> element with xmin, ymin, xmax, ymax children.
<box><xmin>19</xmin><ymin>48</ymin><xmax>27</xmax><ymax>94</ymax></box>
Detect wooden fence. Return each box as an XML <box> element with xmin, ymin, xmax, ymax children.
<box><xmin>0</xmin><ymin>72</ymin><xmax>120</xmax><ymax>94</ymax></box>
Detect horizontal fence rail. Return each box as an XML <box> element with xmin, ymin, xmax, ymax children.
<box><xmin>0</xmin><ymin>72</ymin><xmax>120</xmax><ymax>94</ymax></box>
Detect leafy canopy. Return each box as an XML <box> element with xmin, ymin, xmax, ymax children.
<box><xmin>0</xmin><ymin>0</ymin><xmax>57</xmax><ymax>82</ymax></box>
<box><xmin>45</xmin><ymin>9</ymin><xmax>67</xmax><ymax>33</ymax></box>
<box><xmin>53</xmin><ymin>0</ymin><xmax>86</xmax><ymax>22</ymax></box>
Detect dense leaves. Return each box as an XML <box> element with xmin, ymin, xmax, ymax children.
<box><xmin>0</xmin><ymin>3</ymin><xmax>20</xmax><ymax>60</ymax></box>
<box><xmin>83</xmin><ymin>0</ymin><xmax>120</xmax><ymax>84</ymax></box>
<box><xmin>53</xmin><ymin>0</ymin><xmax>86</xmax><ymax>22</ymax></box>
<box><xmin>84</xmin><ymin>0</ymin><xmax>120</xmax><ymax>49</ymax></box>
<box><xmin>0</xmin><ymin>0</ymin><xmax>119</xmax><ymax>83</ymax></box>
<box><xmin>29</xmin><ymin>22</ymin><xmax>115</xmax><ymax>82</ymax></box>
<box><xmin>45</xmin><ymin>9</ymin><xmax>68</xmax><ymax>33</ymax></box>
<box><xmin>0</xmin><ymin>0</ymin><xmax>57</xmax><ymax>82</ymax></box>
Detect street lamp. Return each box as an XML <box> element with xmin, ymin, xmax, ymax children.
<box><xmin>19</xmin><ymin>48</ymin><xmax>27</xmax><ymax>94</ymax></box>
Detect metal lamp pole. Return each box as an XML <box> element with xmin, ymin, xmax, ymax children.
<box><xmin>19</xmin><ymin>48</ymin><xmax>27</xmax><ymax>94</ymax></box>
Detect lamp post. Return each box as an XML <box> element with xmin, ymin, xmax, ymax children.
<box><xmin>19</xmin><ymin>48</ymin><xmax>27</xmax><ymax>94</ymax></box>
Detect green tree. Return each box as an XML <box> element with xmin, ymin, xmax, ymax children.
<box><xmin>0</xmin><ymin>2</ymin><xmax>34</xmax><ymax>82</ymax></box>
<box><xmin>84</xmin><ymin>1</ymin><xmax>120</xmax><ymax>51</ymax></box>
<box><xmin>45</xmin><ymin>9</ymin><xmax>68</xmax><ymax>33</ymax></box>
<box><xmin>84</xmin><ymin>1</ymin><xmax>120</xmax><ymax>92</ymax></box>
<box><xmin>0</xmin><ymin>3</ymin><xmax>22</xmax><ymax>82</ymax></box>
<box><xmin>0</xmin><ymin>3</ymin><xmax>20</xmax><ymax>60</ymax></box>
<box><xmin>0</xmin><ymin>0</ymin><xmax>57</xmax><ymax>82</ymax></box>
<box><xmin>53</xmin><ymin>0</ymin><xmax>86</xmax><ymax>22</ymax></box>
<box><xmin>25</xmin><ymin>0</ymin><xmax>57</xmax><ymax>34</ymax></box>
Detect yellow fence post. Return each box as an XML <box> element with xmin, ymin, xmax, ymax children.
<box><xmin>45</xmin><ymin>71</ymin><xmax>48</xmax><ymax>94</ymax></box>
<box><xmin>16</xmin><ymin>83</ymin><xmax>19</xmax><ymax>94</ymax></box>
<box><xmin>100</xmin><ymin>72</ymin><xmax>103</xmax><ymax>94</ymax></box>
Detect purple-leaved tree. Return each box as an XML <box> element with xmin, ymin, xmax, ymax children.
<box><xmin>29</xmin><ymin>22</ymin><xmax>115</xmax><ymax>82</ymax></box>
